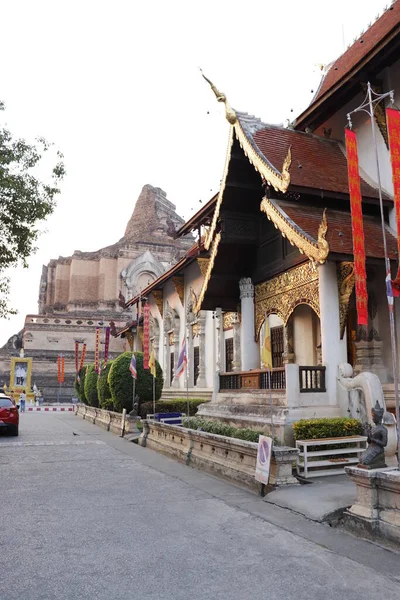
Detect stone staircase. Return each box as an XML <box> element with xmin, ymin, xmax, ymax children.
<box><xmin>160</xmin><ymin>388</ymin><xmax>213</xmax><ymax>402</ymax></box>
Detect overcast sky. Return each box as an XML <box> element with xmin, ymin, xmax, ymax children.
<box><xmin>0</xmin><ymin>0</ymin><xmax>390</xmax><ymax>346</ymax></box>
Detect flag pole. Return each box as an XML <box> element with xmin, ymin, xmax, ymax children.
<box><xmin>347</xmin><ymin>83</ymin><xmax>399</xmax><ymax>465</ymax></box>
<box><xmin>153</xmin><ymin>373</ymin><xmax>156</xmax><ymax>415</ymax></box>
<box><xmin>186</xmin><ymin>330</ymin><xmax>190</xmax><ymax>425</ymax></box>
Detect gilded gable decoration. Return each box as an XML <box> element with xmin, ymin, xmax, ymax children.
<box><xmin>172</xmin><ymin>276</ymin><xmax>185</xmax><ymax>306</ymax></box>
<box><xmin>260</xmin><ymin>199</ymin><xmax>329</xmax><ymax>264</ymax></box>
<box><xmin>194</xmin><ymin>233</ymin><xmax>221</xmax><ymax>315</ymax></box>
<box><xmin>337</xmin><ymin>261</ymin><xmax>355</xmax><ymax>339</ymax></box>
<box><xmin>254</xmin><ymin>261</ymin><xmax>320</xmax><ymax>340</ymax></box>
<box><xmin>152</xmin><ymin>290</ymin><xmax>163</xmax><ymax>317</ymax></box>
<box><xmin>197</xmin><ymin>257</ymin><xmax>210</xmax><ymax>278</ymax></box>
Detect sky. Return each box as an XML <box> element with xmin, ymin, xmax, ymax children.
<box><xmin>0</xmin><ymin>0</ymin><xmax>391</xmax><ymax>346</ymax></box>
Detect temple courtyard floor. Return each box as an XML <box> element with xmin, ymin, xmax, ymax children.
<box><xmin>1</xmin><ymin>412</ymin><xmax>399</xmax><ymax>600</ymax></box>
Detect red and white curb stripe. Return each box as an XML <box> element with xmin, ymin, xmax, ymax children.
<box><xmin>26</xmin><ymin>406</ymin><xmax>76</xmax><ymax>412</ymax></box>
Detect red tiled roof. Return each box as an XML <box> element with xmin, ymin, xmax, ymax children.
<box><xmin>176</xmin><ymin>194</ymin><xmax>218</xmax><ymax>237</ymax></box>
<box><xmin>247</xmin><ymin>121</ymin><xmax>382</xmax><ymax>199</ymax></box>
<box><xmin>278</xmin><ymin>200</ymin><xmax>398</xmax><ymax>259</ymax></box>
<box><xmin>297</xmin><ymin>2</ymin><xmax>400</xmax><ymax>125</ymax></box>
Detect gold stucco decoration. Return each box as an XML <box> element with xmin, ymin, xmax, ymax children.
<box><xmin>197</xmin><ymin>257</ymin><xmax>210</xmax><ymax>278</ymax></box>
<box><xmin>254</xmin><ymin>261</ymin><xmax>320</xmax><ymax>340</ymax></box>
<box><xmin>337</xmin><ymin>261</ymin><xmax>355</xmax><ymax>340</ymax></box>
<box><xmin>260</xmin><ymin>199</ymin><xmax>329</xmax><ymax>264</ymax></box>
<box><xmin>172</xmin><ymin>276</ymin><xmax>185</xmax><ymax>306</ymax></box>
<box><xmin>152</xmin><ymin>290</ymin><xmax>163</xmax><ymax>318</ymax></box>
<box><xmin>194</xmin><ymin>233</ymin><xmax>221</xmax><ymax>315</ymax></box>
<box><xmin>223</xmin><ymin>312</ymin><xmax>235</xmax><ymax>331</ymax></box>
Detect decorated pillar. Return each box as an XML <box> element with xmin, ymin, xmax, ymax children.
<box><xmin>197</xmin><ymin>311</ymin><xmax>207</xmax><ymax>387</ymax></box>
<box><xmin>215</xmin><ymin>309</ymin><xmax>222</xmax><ymax>372</ymax></box>
<box><xmin>239</xmin><ymin>278</ymin><xmax>259</xmax><ymax>371</ymax></box>
<box><xmin>282</xmin><ymin>318</ymin><xmax>295</xmax><ymax>365</ymax></box>
<box><xmin>232</xmin><ymin>313</ymin><xmax>241</xmax><ymax>371</ymax></box>
<box><xmin>318</xmin><ymin>262</ymin><xmax>347</xmax><ymax>404</ymax></box>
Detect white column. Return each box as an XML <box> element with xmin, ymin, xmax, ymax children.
<box><xmin>239</xmin><ymin>278</ymin><xmax>259</xmax><ymax>371</ymax></box>
<box><xmin>318</xmin><ymin>262</ymin><xmax>347</xmax><ymax>404</ymax></box>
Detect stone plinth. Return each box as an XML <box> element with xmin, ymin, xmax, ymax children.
<box><xmin>354</xmin><ymin>340</ymin><xmax>388</xmax><ymax>383</ymax></box>
<box><xmin>345</xmin><ymin>466</ymin><xmax>400</xmax><ymax>544</ymax></box>
<box><xmin>138</xmin><ymin>420</ymin><xmax>299</xmax><ymax>492</ymax></box>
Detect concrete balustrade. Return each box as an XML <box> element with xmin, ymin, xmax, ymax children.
<box><xmin>75</xmin><ymin>404</ymin><xmax>130</xmax><ymax>436</ymax></box>
<box><xmin>138</xmin><ymin>420</ymin><xmax>298</xmax><ymax>492</ymax></box>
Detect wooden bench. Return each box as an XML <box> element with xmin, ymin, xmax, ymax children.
<box><xmin>296</xmin><ymin>435</ymin><xmax>367</xmax><ymax>478</ymax></box>
<box><xmin>146</xmin><ymin>412</ymin><xmax>185</xmax><ymax>426</ymax></box>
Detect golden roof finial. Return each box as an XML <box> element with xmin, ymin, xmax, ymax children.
<box><xmin>201</xmin><ymin>70</ymin><xmax>237</xmax><ymax>125</ymax></box>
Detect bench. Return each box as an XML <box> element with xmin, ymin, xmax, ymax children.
<box><xmin>296</xmin><ymin>435</ymin><xmax>367</xmax><ymax>478</ymax></box>
<box><xmin>146</xmin><ymin>412</ymin><xmax>185</xmax><ymax>426</ymax></box>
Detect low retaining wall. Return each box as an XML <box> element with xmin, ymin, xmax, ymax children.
<box><xmin>75</xmin><ymin>404</ymin><xmax>133</xmax><ymax>436</ymax></box>
<box><xmin>345</xmin><ymin>466</ymin><xmax>400</xmax><ymax>544</ymax></box>
<box><xmin>138</xmin><ymin>420</ymin><xmax>298</xmax><ymax>493</ymax></box>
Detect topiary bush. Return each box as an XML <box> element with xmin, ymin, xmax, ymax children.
<box><xmin>74</xmin><ymin>366</ymin><xmax>88</xmax><ymax>404</ymax></box>
<box><xmin>139</xmin><ymin>398</ymin><xmax>207</xmax><ymax>419</ymax></box>
<box><xmin>97</xmin><ymin>361</ymin><xmax>113</xmax><ymax>408</ymax></box>
<box><xmin>101</xmin><ymin>399</ymin><xmax>114</xmax><ymax>411</ymax></box>
<box><xmin>293</xmin><ymin>417</ymin><xmax>363</xmax><ymax>441</ymax></box>
<box><xmin>108</xmin><ymin>351</ymin><xmax>163</xmax><ymax>413</ymax></box>
<box><xmin>84</xmin><ymin>364</ymin><xmax>99</xmax><ymax>407</ymax></box>
<box><xmin>183</xmin><ymin>417</ymin><xmax>264</xmax><ymax>443</ymax></box>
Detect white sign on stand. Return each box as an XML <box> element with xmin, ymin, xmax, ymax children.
<box><xmin>255</xmin><ymin>435</ymin><xmax>273</xmax><ymax>485</ymax></box>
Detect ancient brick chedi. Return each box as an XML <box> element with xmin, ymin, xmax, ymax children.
<box><xmin>0</xmin><ymin>185</ymin><xmax>192</xmax><ymax>401</ymax></box>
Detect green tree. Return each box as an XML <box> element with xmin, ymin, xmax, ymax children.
<box><xmin>74</xmin><ymin>366</ymin><xmax>88</xmax><ymax>404</ymax></box>
<box><xmin>108</xmin><ymin>352</ymin><xmax>163</xmax><ymax>413</ymax></box>
<box><xmin>84</xmin><ymin>364</ymin><xmax>99</xmax><ymax>407</ymax></box>
<box><xmin>97</xmin><ymin>361</ymin><xmax>113</xmax><ymax>408</ymax></box>
<box><xmin>0</xmin><ymin>100</ymin><xmax>65</xmax><ymax>317</ymax></box>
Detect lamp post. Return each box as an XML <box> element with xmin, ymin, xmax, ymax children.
<box><xmin>347</xmin><ymin>82</ymin><xmax>400</xmax><ymax>464</ymax></box>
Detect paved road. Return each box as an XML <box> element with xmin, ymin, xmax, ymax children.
<box><xmin>1</xmin><ymin>413</ymin><xmax>399</xmax><ymax>600</ymax></box>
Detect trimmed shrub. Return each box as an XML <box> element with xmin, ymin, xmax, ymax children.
<box><xmin>108</xmin><ymin>351</ymin><xmax>163</xmax><ymax>413</ymax></box>
<box><xmin>84</xmin><ymin>364</ymin><xmax>99</xmax><ymax>407</ymax></box>
<box><xmin>74</xmin><ymin>366</ymin><xmax>88</xmax><ymax>404</ymax></box>
<box><xmin>101</xmin><ymin>399</ymin><xmax>114</xmax><ymax>411</ymax></box>
<box><xmin>139</xmin><ymin>398</ymin><xmax>207</xmax><ymax>419</ymax></box>
<box><xmin>293</xmin><ymin>417</ymin><xmax>363</xmax><ymax>441</ymax></box>
<box><xmin>97</xmin><ymin>361</ymin><xmax>113</xmax><ymax>407</ymax></box>
<box><xmin>183</xmin><ymin>417</ymin><xmax>263</xmax><ymax>443</ymax></box>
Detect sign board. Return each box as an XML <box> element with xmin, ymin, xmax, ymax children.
<box><xmin>255</xmin><ymin>435</ymin><xmax>273</xmax><ymax>485</ymax></box>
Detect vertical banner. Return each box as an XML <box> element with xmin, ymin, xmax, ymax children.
<box><xmin>61</xmin><ymin>355</ymin><xmax>65</xmax><ymax>383</ymax></box>
<box><xmin>94</xmin><ymin>327</ymin><xmax>100</xmax><ymax>374</ymax></box>
<box><xmin>57</xmin><ymin>354</ymin><xmax>61</xmax><ymax>383</ymax></box>
<box><xmin>143</xmin><ymin>304</ymin><xmax>150</xmax><ymax>370</ymax></box>
<box><xmin>386</xmin><ymin>107</ymin><xmax>400</xmax><ymax>294</ymax></box>
<box><xmin>74</xmin><ymin>341</ymin><xmax>79</xmax><ymax>374</ymax></box>
<box><xmin>103</xmin><ymin>327</ymin><xmax>110</xmax><ymax>368</ymax></box>
<box><xmin>79</xmin><ymin>343</ymin><xmax>87</xmax><ymax>371</ymax></box>
<box><xmin>255</xmin><ymin>435</ymin><xmax>273</xmax><ymax>485</ymax></box>
<box><xmin>345</xmin><ymin>128</ymin><xmax>368</xmax><ymax>325</ymax></box>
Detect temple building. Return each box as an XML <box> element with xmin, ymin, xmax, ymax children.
<box><xmin>117</xmin><ymin>3</ymin><xmax>400</xmax><ymax>442</ymax></box>
<box><xmin>0</xmin><ymin>185</ymin><xmax>192</xmax><ymax>401</ymax></box>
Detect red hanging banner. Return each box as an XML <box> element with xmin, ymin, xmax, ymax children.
<box><xmin>143</xmin><ymin>304</ymin><xmax>150</xmax><ymax>369</ymax></box>
<box><xmin>79</xmin><ymin>343</ymin><xmax>87</xmax><ymax>372</ymax></box>
<box><xmin>57</xmin><ymin>354</ymin><xmax>61</xmax><ymax>383</ymax></box>
<box><xmin>103</xmin><ymin>327</ymin><xmax>110</xmax><ymax>368</ymax></box>
<box><xmin>61</xmin><ymin>356</ymin><xmax>65</xmax><ymax>384</ymax></box>
<box><xmin>386</xmin><ymin>107</ymin><xmax>400</xmax><ymax>295</ymax></box>
<box><xmin>345</xmin><ymin>128</ymin><xmax>368</xmax><ymax>326</ymax></box>
<box><xmin>74</xmin><ymin>341</ymin><xmax>79</xmax><ymax>373</ymax></box>
<box><xmin>94</xmin><ymin>328</ymin><xmax>100</xmax><ymax>374</ymax></box>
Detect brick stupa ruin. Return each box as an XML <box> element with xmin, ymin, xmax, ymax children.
<box><xmin>0</xmin><ymin>185</ymin><xmax>192</xmax><ymax>401</ymax></box>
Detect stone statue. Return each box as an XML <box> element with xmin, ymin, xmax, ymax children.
<box><xmin>358</xmin><ymin>401</ymin><xmax>388</xmax><ymax>469</ymax></box>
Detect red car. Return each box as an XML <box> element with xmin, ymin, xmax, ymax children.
<box><xmin>0</xmin><ymin>395</ymin><xmax>19</xmax><ymax>436</ymax></box>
